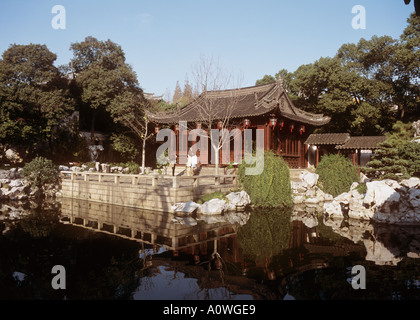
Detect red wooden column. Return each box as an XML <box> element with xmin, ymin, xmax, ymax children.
<box><xmin>265</xmin><ymin>124</ymin><xmax>271</xmax><ymax>151</ymax></box>
<box><xmin>297</xmin><ymin>138</ymin><xmax>302</xmax><ymax>168</ymax></box>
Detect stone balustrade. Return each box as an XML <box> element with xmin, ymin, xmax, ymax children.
<box><xmin>60</xmin><ymin>171</ymin><xmax>238</xmax><ymax>212</ymax></box>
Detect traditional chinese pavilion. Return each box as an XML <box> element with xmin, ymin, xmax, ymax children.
<box><xmin>147</xmin><ymin>79</ymin><xmax>331</xmax><ymax>169</ymax></box>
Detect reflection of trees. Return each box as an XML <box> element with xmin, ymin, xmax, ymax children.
<box><xmin>19</xmin><ymin>209</ymin><xmax>59</xmax><ymax>238</ymax></box>
<box><xmin>0</xmin><ymin>213</ymin><xmax>143</xmax><ymax>299</ymax></box>
<box><xmin>237</xmin><ymin>208</ymin><xmax>291</xmax><ymax>261</ymax></box>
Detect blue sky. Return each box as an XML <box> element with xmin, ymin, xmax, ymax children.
<box><xmin>0</xmin><ymin>1</ymin><xmax>415</xmax><ymax>99</ymax></box>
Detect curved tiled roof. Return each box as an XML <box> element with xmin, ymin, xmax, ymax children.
<box><xmin>335</xmin><ymin>136</ymin><xmax>387</xmax><ymax>150</ymax></box>
<box><xmin>304</xmin><ymin>133</ymin><xmax>350</xmax><ymax>145</ymax></box>
<box><xmin>146</xmin><ymin>80</ymin><xmax>331</xmax><ymax>126</ymax></box>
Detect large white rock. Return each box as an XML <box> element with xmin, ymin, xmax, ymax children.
<box><xmin>226</xmin><ymin>190</ymin><xmax>251</xmax><ymax>207</ymax></box>
<box><xmin>335</xmin><ymin>191</ymin><xmax>352</xmax><ymax>205</ymax></box>
<box><xmin>364</xmin><ymin>181</ymin><xmax>400</xmax><ymax>208</ymax></box>
<box><xmin>171</xmin><ymin>201</ymin><xmax>200</xmax><ymax>214</ymax></box>
<box><xmin>199</xmin><ymin>198</ymin><xmax>227</xmax><ymax>215</ymax></box>
<box><xmin>9</xmin><ymin>179</ymin><xmax>23</xmax><ymax>188</ymax></box>
<box><xmin>300</xmin><ymin>171</ymin><xmax>319</xmax><ymax>188</ymax></box>
<box><xmin>401</xmin><ymin>177</ymin><xmax>420</xmax><ymax>189</ymax></box>
<box><xmin>348</xmin><ymin>198</ymin><xmax>373</xmax><ymax>220</ymax></box>
<box><xmin>323</xmin><ymin>200</ymin><xmax>343</xmax><ymax>218</ymax></box>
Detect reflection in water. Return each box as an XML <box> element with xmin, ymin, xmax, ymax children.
<box><xmin>0</xmin><ymin>198</ymin><xmax>420</xmax><ymax>300</ymax></box>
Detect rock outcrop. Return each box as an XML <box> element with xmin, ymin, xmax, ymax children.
<box><xmin>171</xmin><ymin>191</ymin><xmax>252</xmax><ymax>216</ymax></box>
<box><xmin>323</xmin><ymin>178</ymin><xmax>420</xmax><ymax>224</ymax></box>
<box><xmin>0</xmin><ymin>168</ymin><xmax>60</xmax><ymax>201</ymax></box>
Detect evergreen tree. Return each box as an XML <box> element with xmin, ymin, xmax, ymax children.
<box><xmin>182</xmin><ymin>78</ymin><xmax>194</xmax><ymax>104</ymax></box>
<box><xmin>172</xmin><ymin>80</ymin><xmax>182</xmax><ymax>104</ymax></box>
<box><xmin>363</xmin><ymin>121</ymin><xmax>419</xmax><ymax>181</ymax></box>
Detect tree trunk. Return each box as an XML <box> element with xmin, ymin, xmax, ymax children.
<box><xmin>141</xmin><ymin>138</ymin><xmax>146</xmax><ymax>174</ymax></box>
<box><xmin>141</xmin><ymin>121</ymin><xmax>148</xmax><ymax>174</ymax></box>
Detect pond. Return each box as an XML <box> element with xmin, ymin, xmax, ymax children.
<box><xmin>0</xmin><ymin>198</ymin><xmax>419</xmax><ymax>300</ymax></box>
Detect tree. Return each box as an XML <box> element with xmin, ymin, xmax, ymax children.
<box><xmin>180</xmin><ymin>77</ymin><xmax>194</xmax><ymax>106</ymax></box>
<box><xmin>257</xmin><ymin>14</ymin><xmax>419</xmax><ymax>136</ymax></box>
<box><xmin>0</xmin><ymin>44</ymin><xmax>74</xmax><ymax>159</ymax></box>
<box><xmin>189</xmin><ymin>55</ymin><xmax>243</xmax><ymax>175</ymax></box>
<box><xmin>172</xmin><ymin>81</ymin><xmax>182</xmax><ymax>104</ymax></box>
<box><xmin>69</xmin><ymin>36</ymin><xmax>140</xmax><ymax>141</ymax></box>
<box><xmin>403</xmin><ymin>0</ymin><xmax>420</xmax><ymax>16</ymax></box>
<box><xmin>363</xmin><ymin>121</ymin><xmax>419</xmax><ymax>181</ymax></box>
<box><xmin>22</xmin><ymin>156</ymin><xmax>59</xmax><ymax>196</ymax></box>
<box><xmin>107</xmin><ymin>90</ymin><xmax>154</xmax><ymax>173</ymax></box>
<box><xmin>110</xmin><ymin>133</ymin><xmax>139</xmax><ymax>162</ymax></box>
<box><xmin>70</xmin><ymin>36</ymin><xmax>153</xmax><ymax>170</ymax></box>
<box><xmin>255</xmin><ymin>74</ymin><xmax>275</xmax><ymax>86</ymax></box>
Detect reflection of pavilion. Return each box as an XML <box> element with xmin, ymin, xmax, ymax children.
<box><xmin>60</xmin><ymin>198</ymin><xmax>238</xmax><ymax>252</ymax></box>
<box><xmin>60</xmin><ymin>198</ymin><xmax>367</xmax><ymax>279</ymax></box>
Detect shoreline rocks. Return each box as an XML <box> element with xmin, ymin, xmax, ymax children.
<box><xmin>0</xmin><ymin>168</ymin><xmax>60</xmax><ymax>201</ymax></box>
<box><xmin>171</xmin><ymin>190</ymin><xmax>252</xmax><ymax>216</ymax></box>
<box><xmin>292</xmin><ymin>170</ymin><xmax>420</xmax><ymax>225</ymax></box>
<box><xmin>322</xmin><ymin>178</ymin><xmax>420</xmax><ymax>225</ymax></box>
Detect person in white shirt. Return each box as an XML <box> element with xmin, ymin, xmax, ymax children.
<box><xmin>186</xmin><ymin>148</ymin><xmax>198</xmax><ymax>176</ymax></box>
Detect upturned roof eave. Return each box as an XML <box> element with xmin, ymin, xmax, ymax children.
<box><xmin>146</xmin><ymin>80</ymin><xmax>331</xmax><ymax>126</ymax></box>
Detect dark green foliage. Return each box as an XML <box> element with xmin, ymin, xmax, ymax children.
<box><xmin>363</xmin><ymin>121</ymin><xmax>419</xmax><ymax>181</ymax></box>
<box><xmin>364</xmin><ymin>141</ymin><xmax>420</xmax><ymax>181</ymax></box>
<box><xmin>257</xmin><ymin>14</ymin><xmax>420</xmax><ymax>134</ymax></box>
<box><xmin>255</xmin><ymin>74</ymin><xmax>276</xmax><ymax>86</ymax></box>
<box><xmin>108</xmin><ymin>161</ymin><xmax>140</xmax><ymax>174</ymax></box>
<box><xmin>22</xmin><ymin>157</ymin><xmax>59</xmax><ymax>189</ymax></box>
<box><xmin>356</xmin><ymin>182</ymin><xmax>367</xmax><ymax>195</ymax></box>
<box><xmin>398</xmin><ymin>142</ymin><xmax>420</xmax><ymax>178</ymax></box>
<box><xmin>237</xmin><ymin>207</ymin><xmax>291</xmax><ymax>260</ymax></box>
<box><xmin>316</xmin><ymin>154</ymin><xmax>359</xmax><ymax>197</ymax></box>
<box><xmin>0</xmin><ymin>44</ymin><xmax>75</xmax><ymax>158</ymax></box>
<box><xmin>110</xmin><ymin>133</ymin><xmax>139</xmax><ymax>162</ymax></box>
<box><xmin>238</xmin><ymin>151</ymin><xmax>292</xmax><ymax>208</ymax></box>
<box><xmin>196</xmin><ymin>191</ymin><xmax>227</xmax><ymax>204</ymax></box>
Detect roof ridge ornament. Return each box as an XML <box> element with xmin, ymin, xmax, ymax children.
<box><xmin>277</xmin><ymin>74</ymin><xmax>284</xmax><ymax>88</ymax></box>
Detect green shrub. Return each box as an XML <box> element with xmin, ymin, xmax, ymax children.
<box><xmin>110</xmin><ymin>133</ymin><xmax>139</xmax><ymax>162</ymax></box>
<box><xmin>356</xmin><ymin>182</ymin><xmax>367</xmax><ymax>194</ymax></box>
<box><xmin>196</xmin><ymin>191</ymin><xmax>227</xmax><ymax>204</ymax></box>
<box><xmin>22</xmin><ymin>157</ymin><xmax>59</xmax><ymax>189</ymax></box>
<box><xmin>316</xmin><ymin>154</ymin><xmax>359</xmax><ymax>197</ymax></box>
<box><xmin>238</xmin><ymin>150</ymin><xmax>292</xmax><ymax>208</ymax></box>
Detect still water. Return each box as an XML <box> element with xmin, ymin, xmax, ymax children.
<box><xmin>0</xmin><ymin>198</ymin><xmax>419</xmax><ymax>300</ymax></box>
